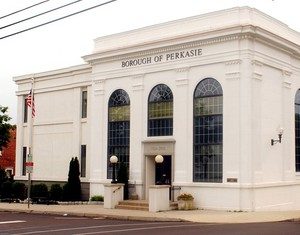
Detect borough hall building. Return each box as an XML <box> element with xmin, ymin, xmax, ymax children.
<box><xmin>14</xmin><ymin>7</ymin><xmax>300</xmax><ymax>211</ymax></box>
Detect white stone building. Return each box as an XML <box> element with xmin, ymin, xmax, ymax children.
<box><xmin>14</xmin><ymin>7</ymin><xmax>300</xmax><ymax>211</ymax></box>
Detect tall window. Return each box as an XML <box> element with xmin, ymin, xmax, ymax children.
<box><xmin>107</xmin><ymin>89</ymin><xmax>130</xmax><ymax>178</ymax></box>
<box><xmin>193</xmin><ymin>78</ymin><xmax>223</xmax><ymax>182</ymax></box>
<box><xmin>23</xmin><ymin>96</ymin><xmax>28</xmax><ymax>123</ymax></box>
<box><xmin>148</xmin><ymin>84</ymin><xmax>173</xmax><ymax>136</ymax></box>
<box><xmin>22</xmin><ymin>147</ymin><xmax>27</xmax><ymax>176</ymax></box>
<box><xmin>295</xmin><ymin>90</ymin><xmax>300</xmax><ymax>172</ymax></box>
<box><xmin>80</xmin><ymin>145</ymin><xmax>86</xmax><ymax>177</ymax></box>
<box><xmin>81</xmin><ymin>90</ymin><xmax>87</xmax><ymax>118</ymax></box>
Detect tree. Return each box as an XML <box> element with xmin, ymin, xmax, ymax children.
<box><xmin>63</xmin><ymin>157</ymin><xmax>81</xmax><ymax>201</ymax></box>
<box><xmin>0</xmin><ymin>106</ymin><xmax>12</xmax><ymax>151</ymax></box>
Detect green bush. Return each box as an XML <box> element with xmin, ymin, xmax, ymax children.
<box><xmin>177</xmin><ymin>192</ymin><xmax>194</xmax><ymax>201</ymax></box>
<box><xmin>31</xmin><ymin>183</ymin><xmax>48</xmax><ymax>198</ymax></box>
<box><xmin>12</xmin><ymin>182</ymin><xmax>27</xmax><ymax>200</ymax></box>
<box><xmin>62</xmin><ymin>183</ymin><xmax>70</xmax><ymax>201</ymax></box>
<box><xmin>0</xmin><ymin>168</ymin><xmax>8</xmax><ymax>192</ymax></box>
<box><xmin>1</xmin><ymin>181</ymin><xmax>12</xmax><ymax>199</ymax></box>
<box><xmin>90</xmin><ymin>195</ymin><xmax>104</xmax><ymax>202</ymax></box>
<box><xmin>49</xmin><ymin>184</ymin><xmax>63</xmax><ymax>201</ymax></box>
<box><xmin>63</xmin><ymin>157</ymin><xmax>81</xmax><ymax>201</ymax></box>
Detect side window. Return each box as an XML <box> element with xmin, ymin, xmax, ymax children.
<box><xmin>23</xmin><ymin>96</ymin><xmax>28</xmax><ymax>123</ymax></box>
<box><xmin>22</xmin><ymin>147</ymin><xmax>27</xmax><ymax>176</ymax></box>
<box><xmin>80</xmin><ymin>145</ymin><xmax>86</xmax><ymax>177</ymax></box>
<box><xmin>295</xmin><ymin>90</ymin><xmax>300</xmax><ymax>172</ymax></box>
<box><xmin>81</xmin><ymin>90</ymin><xmax>87</xmax><ymax>118</ymax></box>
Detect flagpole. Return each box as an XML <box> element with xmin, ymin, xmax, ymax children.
<box><xmin>27</xmin><ymin>77</ymin><xmax>34</xmax><ymax>209</ymax></box>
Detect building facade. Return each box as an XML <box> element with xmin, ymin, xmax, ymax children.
<box><xmin>14</xmin><ymin>7</ymin><xmax>300</xmax><ymax>211</ymax></box>
<box><xmin>0</xmin><ymin>128</ymin><xmax>16</xmax><ymax>177</ymax></box>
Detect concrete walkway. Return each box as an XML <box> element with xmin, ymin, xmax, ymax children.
<box><xmin>0</xmin><ymin>203</ymin><xmax>300</xmax><ymax>224</ymax></box>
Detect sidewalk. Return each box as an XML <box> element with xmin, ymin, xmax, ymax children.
<box><xmin>0</xmin><ymin>202</ymin><xmax>300</xmax><ymax>224</ymax></box>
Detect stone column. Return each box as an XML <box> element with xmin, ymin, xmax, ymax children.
<box><xmin>104</xmin><ymin>183</ymin><xmax>124</xmax><ymax>209</ymax></box>
<box><xmin>148</xmin><ymin>185</ymin><xmax>170</xmax><ymax>212</ymax></box>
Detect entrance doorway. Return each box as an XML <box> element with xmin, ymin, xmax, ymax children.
<box><xmin>155</xmin><ymin>155</ymin><xmax>172</xmax><ymax>200</ymax></box>
<box><xmin>155</xmin><ymin>155</ymin><xmax>171</xmax><ymax>186</ymax></box>
<box><xmin>145</xmin><ymin>155</ymin><xmax>172</xmax><ymax>200</ymax></box>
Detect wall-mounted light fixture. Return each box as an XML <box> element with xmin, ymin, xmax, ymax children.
<box><xmin>271</xmin><ymin>127</ymin><xmax>284</xmax><ymax>146</ymax></box>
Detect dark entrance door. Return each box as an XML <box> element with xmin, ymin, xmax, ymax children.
<box><xmin>155</xmin><ymin>155</ymin><xmax>171</xmax><ymax>187</ymax></box>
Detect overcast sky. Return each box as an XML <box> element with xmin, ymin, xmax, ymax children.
<box><xmin>1</xmin><ymin>0</ymin><xmax>299</xmax><ymax>124</ymax></box>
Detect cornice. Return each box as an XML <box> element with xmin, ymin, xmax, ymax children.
<box><xmin>16</xmin><ymin>80</ymin><xmax>92</xmax><ymax>96</ymax></box>
<box><xmin>84</xmin><ymin>23</ymin><xmax>300</xmax><ymax>67</ymax></box>
<box><xmin>13</xmin><ymin>64</ymin><xmax>92</xmax><ymax>85</ymax></box>
<box><xmin>84</xmin><ymin>30</ymin><xmax>254</xmax><ymax>65</ymax></box>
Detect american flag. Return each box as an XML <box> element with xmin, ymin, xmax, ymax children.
<box><xmin>26</xmin><ymin>90</ymin><xmax>35</xmax><ymax>117</ymax></box>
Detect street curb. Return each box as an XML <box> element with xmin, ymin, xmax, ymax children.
<box><xmin>0</xmin><ymin>208</ymin><xmax>184</xmax><ymax>222</ymax></box>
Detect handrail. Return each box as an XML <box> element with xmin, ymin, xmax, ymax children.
<box><xmin>112</xmin><ymin>186</ymin><xmax>121</xmax><ymax>193</ymax></box>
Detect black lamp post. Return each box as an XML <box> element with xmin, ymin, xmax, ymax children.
<box><xmin>110</xmin><ymin>155</ymin><xmax>118</xmax><ymax>183</ymax></box>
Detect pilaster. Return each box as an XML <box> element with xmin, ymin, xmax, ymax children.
<box><xmin>174</xmin><ymin>67</ymin><xmax>190</xmax><ymax>183</ymax></box>
<box><xmin>130</xmin><ymin>74</ymin><xmax>144</xmax><ymax>184</ymax></box>
<box><xmin>281</xmin><ymin>69</ymin><xmax>293</xmax><ymax>181</ymax></box>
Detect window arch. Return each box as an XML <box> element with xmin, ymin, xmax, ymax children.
<box><xmin>148</xmin><ymin>84</ymin><xmax>173</xmax><ymax>136</ymax></box>
<box><xmin>295</xmin><ymin>90</ymin><xmax>300</xmax><ymax>172</ymax></box>
<box><xmin>107</xmin><ymin>89</ymin><xmax>130</xmax><ymax>178</ymax></box>
<box><xmin>193</xmin><ymin>78</ymin><xmax>223</xmax><ymax>182</ymax></box>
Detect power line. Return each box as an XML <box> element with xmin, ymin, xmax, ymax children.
<box><xmin>0</xmin><ymin>0</ymin><xmax>117</xmax><ymax>40</ymax></box>
<box><xmin>1</xmin><ymin>0</ymin><xmax>84</xmax><ymax>30</ymax></box>
<box><xmin>0</xmin><ymin>0</ymin><xmax>50</xmax><ymax>20</ymax></box>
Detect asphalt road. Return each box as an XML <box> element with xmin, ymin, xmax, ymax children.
<box><xmin>0</xmin><ymin>212</ymin><xmax>299</xmax><ymax>235</ymax></box>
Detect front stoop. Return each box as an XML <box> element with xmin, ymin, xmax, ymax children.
<box><xmin>115</xmin><ymin>200</ymin><xmax>178</xmax><ymax>211</ymax></box>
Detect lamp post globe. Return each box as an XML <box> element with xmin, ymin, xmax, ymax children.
<box><xmin>110</xmin><ymin>155</ymin><xmax>118</xmax><ymax>183</ymax></box>
<box><xmin>110</xmin><ymin>155</ymin><xmax>118</xmax><ymax>164</ymax></box>
<box><xmin>155</xmin><ymin>154</ymin><xmax>164</xmax><ymax>163</ymax></box>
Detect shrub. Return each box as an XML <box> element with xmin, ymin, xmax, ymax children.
<box><xmin>1</xmin><ymin>181</ymin><xmax>12</xmax><ymax>199</ymax></box>
<box><xmin>177</xmin><ymin>192</ymin><xmax>194</xmax><ymax>201</ymax></box>
<box><xmin>64</xmin><ymin>157</ymin><xmax>81</xmax><ymax>201</ymax></box>
<box><xmin>90</xmin><ymin>195</ymin><xmax>104</xmax><ymax>202</ymax></box>
<box><xmin>0</xmin><ymin>168</ymin><xmax>8</xmax><ymax>191</ymax></box>
<box><xmin>49</xmin><ymin>184</ymin><xmax>63</xmax><ymax>201</ymax></box>
<box><xmin>12</xmin><ymin>182</ymin><xmax>27</xmax><ymax>200</ymax></box>
<box><xmin>31</xmin><ymin>183</ymin><xmax>48</xmax><ymax>198</ymax></box>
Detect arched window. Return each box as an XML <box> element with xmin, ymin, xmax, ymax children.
<box><xmin>148</xmin><ymin>84</ymin><xmax>173</xmax><ymax>136</ymax></box>
<box><xmin>193</xmin><ymin>78</ymin><xmax>223</xmax><ymax>182</ymax></box>
<box><xmin>107</xmin><ymin>89</ymin><xmax>130</xmax><ymax>178</ymax></box>
<box><xmin>295</xmin><ymin>90</ymin><xmax>300</xmax><ymax>172</ymax></box>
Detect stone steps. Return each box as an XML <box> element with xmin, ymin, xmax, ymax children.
<box><xmin>115</xmin><ymin>200</ymin><xmax>178</xmax><ymax>211</ymax></box>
